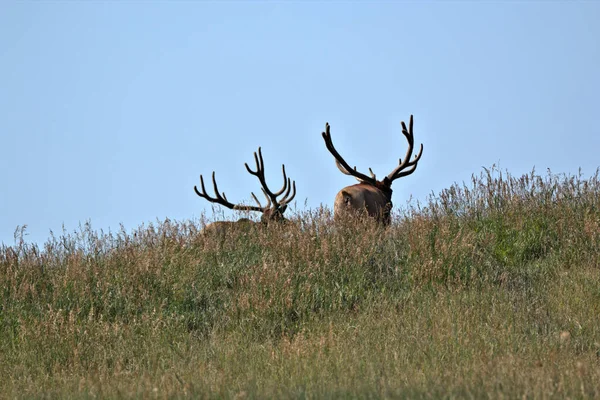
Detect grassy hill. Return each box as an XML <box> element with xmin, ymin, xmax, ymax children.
<box><xmin>2</xmin><ymin>167</ymin><xmax>600</xmax><ymax>398</ymax></box>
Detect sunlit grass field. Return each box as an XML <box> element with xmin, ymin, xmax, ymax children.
<box><xmin>2</xmin><ymin>167</ymin><xmax>600</xmax><ymax>398</ymax></box>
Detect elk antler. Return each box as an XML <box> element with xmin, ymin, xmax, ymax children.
<box><xmin>322</xmin><ymin>123</ymin><xmax>379</xmax><ymax>186</ymax></box>
<box><xmin>322</xmin><ymin>115</ymin><xmax>423</xmax><ymax>188</ymax></box>
<box><xmin>194</xmin><ymin>147</ymin><xmax>296</xmax><ymax>214</ymax></box>
<box><xmin>194</xmin><ymin>171</ymin><xmax>264</xmax><ymax>212</ymax></box>
<box><xmin>244</xmin><ymin>147</ymin><xmax>297</xmax><ymax>210</ymax></box>
<box><xmin>384</xmin><ymin>115</ymin><xmax>424</xmax><ymax>183</ymax></box>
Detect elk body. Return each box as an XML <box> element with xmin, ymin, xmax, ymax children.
<box><xmin>322</xmin><ymin>115</ymin><xmax>423</xmax><ymax>225</ymax></box>
<box><xmin>198</xmin><ymin>218</ymin><xmax>254</xmax><ymax>236</ymax></box>
<box><xmin>194</xmin><ymin>147</ymin><xmax>296</xmax><ymax>235</ymax></box>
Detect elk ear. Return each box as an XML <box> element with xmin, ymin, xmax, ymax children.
<box><xmin>341</xmin><ymin>190</ymin><xmax>352</xmax><ymax>205</ymax></box>
<box><xmin>279</xmin><ymin>204</ymin><xmax>288</xmax><ymax>214</ymax></box>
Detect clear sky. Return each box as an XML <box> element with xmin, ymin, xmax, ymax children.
<box><xmin>1</xmin><ymin>1</ymin><xmax>599</xmax><ymax>246</ymax></box>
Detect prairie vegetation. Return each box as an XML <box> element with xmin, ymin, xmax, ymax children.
<box><xmin>2</xmin><ymin>166</ymin><xmax>600</xmax><ymax>398</ymax></box>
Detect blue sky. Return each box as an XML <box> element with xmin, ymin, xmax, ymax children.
<box><xmin>1</xmin><ymin>1</ymin><xmax>599</xmax><ymax>246</ymax></box>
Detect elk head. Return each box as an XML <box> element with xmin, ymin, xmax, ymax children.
<box><xmin>194</xmin><ymin>147</ymin><xmax>297</xmax><ymax>233</ymax></box>
<box><xmin>322</xmin><ymin>114</ymin><xmax>423</xmax><ymax>225</ymax></box>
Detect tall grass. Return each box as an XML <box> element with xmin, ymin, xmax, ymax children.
<box><xmin>2</xmin><ymin>166</ymin><xmax>600</xmax><ymax>398</ymax></box>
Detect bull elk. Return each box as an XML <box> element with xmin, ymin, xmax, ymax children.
<box><xmin>194</xmin><ymin>147</ymin><xmax>296</xmax><ymax>234</ymax></box>
<box><xmin>322</xmin><ymin>114</ymin><xmax>423</xmax><ymax>225</ymax></box>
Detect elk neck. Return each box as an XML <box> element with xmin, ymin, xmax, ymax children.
<box><xmin>376</xmin><ymin>178</ymin><xmax>394</xmax><ymax>201</ymax></box>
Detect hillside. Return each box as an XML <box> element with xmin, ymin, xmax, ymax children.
<box><xmin>2</xmin><ymin>167</ymin><xmax>600</xmax><ymax>398</ymax></box>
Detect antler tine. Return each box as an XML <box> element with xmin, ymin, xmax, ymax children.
<box><xmin>193</xmin><ymin>174</ymin><xmax>210</xmax><ymax>200</ymax></box>
<box><xmin>394</xmin><ymin>144</ymin><xmax>424</xmax><ymax>178</ymax></box>
<box><xmin>335</xmin><ymin>160</ymin><xmax>352</xmax><ymax>176</ymax></box>
<box><xmin>250</xmin><ymin>192</ymin><xmax>264</xmax><ymax>209</ymax></box>
<box><xmin>279</xmin><ymin>179</ymin><xmax>296</xmax><ymax>206</ymax></box>
<box><xmin>245</xmin><ymin>147</ymin><xmax>261</xmax><ymax>175</ymax></box>
<box><xmin>245</xmin><ymin>147</ymin><xmax>270</xmax><ymax>192</ymax></box>
<box><xmin>245</xmin><ymin>146</ymin><xmax>291</xmax><ymax>209</ymax></box>
<box><xmin>194</xmin><ymin>171</ymin><xmax>264</xmax><ymax>212</ymax></box>
<box><xmin>272</xmin><ymin>164</ymin><xmax>289</xmax><ymax>197</ymax></box>
<box><xmin>193</xmin><ymin>172</ymin><xmax>233</xmax><ymax>207</ymax></box>
<box><xmin>278</xmin><ymin>178</ymin><xmax>292</xmax><ymax>204</ymax></box>
<box><xmin>385</xmin><ymin>115</ymin><xmax>424</xmax><ymax>182</ymax></box>
<box><xmin>256</xmin><ymin>146</ymin><xmax>265</xmax><ymax>174</ymax></box>
<box><xmin>368</xmin><ymin>168</ymin><xmax>376</xmax><ymax>180</ymax></box>
<box><xmin>322</xmin><ymin>122</ymin><xmax>377</xmax><ymax>185</ymax></box>
<box><xmin>260</xmin><ymin>188</ymin><xmax>272</xmax><ymax>209</ymax></box>
<box><xmin>211</xmin><ymin>171</ymin><xmax>227</xmax><ymax>202</ymax></box>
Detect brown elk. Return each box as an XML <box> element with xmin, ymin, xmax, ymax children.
<box><xmin>194</xmin><ymin>147</ymin><xmax>296</xmax><ymax>235</ymax></box>
<box><xmin>322</xmin><ymin>114</ymin><xmax>423</xmax><ymax>225</ymax></box>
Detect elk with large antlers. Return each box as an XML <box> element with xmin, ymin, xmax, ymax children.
<box><xmin>322</xmin><ymin>114</ymin><xmax>423</xmax><ymax>225</ymax></box>
<box><xmin>194</xmin><ymin>147</ymin><xmax>297</xmax><ymax>234</ymax></box>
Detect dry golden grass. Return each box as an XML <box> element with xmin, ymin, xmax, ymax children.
<box><xmin>2</xmin><ymin>166</ymin><xmax>600</xmax><ymax>398</ymax></box>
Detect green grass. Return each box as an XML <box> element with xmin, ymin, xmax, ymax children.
<box><xmin>2</xmin><ymin>166</ymin><xmax>600</xmax><ymax>398</ymax></box>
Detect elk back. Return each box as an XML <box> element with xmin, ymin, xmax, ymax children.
<box><xmin>201</xmin><ymin>218</ymin><xmax>256</xmax><ymax>236</ymax></box>
<box><xmin>334</xmin><ymin>183</ymin><xmax>392</xmax><ymax>224</ymax></box>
